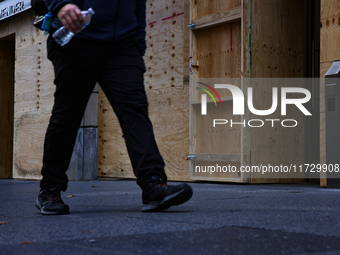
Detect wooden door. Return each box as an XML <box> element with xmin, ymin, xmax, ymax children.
<box><xmin>188</xmin><ymin>0</ymin><xmax>307</xmax><ymax>184</ymax></box>
<box><xmin>188</xmin><ymin>0</ymin><xmax>250</xmax><ymax>182</ymax></box>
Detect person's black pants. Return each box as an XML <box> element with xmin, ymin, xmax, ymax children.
<box><xmin>40</xmin><ymin>35</ymin><xmax>166</xmax><ymax>192</ymax></box>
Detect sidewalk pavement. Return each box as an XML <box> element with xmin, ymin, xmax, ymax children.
<box><xmin>0</xmin><ymin>179</ymin><xmax>340</xmax><ymax>255</ymax></box>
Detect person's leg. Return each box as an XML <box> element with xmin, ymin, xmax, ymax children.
<box><xmin>99</xmin><ymin>35</ymin><xmax>192</xmax><ymax>212</ymax></box>
<box><xmin>98</xmin><ymin>36</ymin><xmax>166</xmax><ymax>190</ymax></box>
<box><xmin>37</xmin><ymin>37</ymin><xmax>100</xmax><ymax>214</ymax></box>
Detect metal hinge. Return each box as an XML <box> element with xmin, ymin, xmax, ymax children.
<box><xmin>187</xmin><ymin>154</ymin><xmax>196</xmax><ymax>160</ymax></box>
<box><xmin>189</xmin><ymin>56</ymin><xmax>199</xmax><ymax>75</ymax></box>
<box><xmin>187</xmin><ymin>23</ymin><xmax>196</xmax><ymax>30</ymax></box>
<box><xmin>189</xmin><ymin>56</ymin><xmax>194</xmax><ymax>75</ymax></box>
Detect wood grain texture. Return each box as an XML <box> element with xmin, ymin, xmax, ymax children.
<box><xmin>195</xmin><ymin>21</ymin><xmax>242</xmax><ymax>79</ymax></box>
<box><xmin>319</xmin><ymin>62</ymin><xmax>332</xmax><ymax>187</ymax></box>
<box><xmin>191</xmin><ymin>101</ymin><xmax>241</xmax><ymax>154</ymax></box>
<box><xmin>98</xmin><ymin>85</ymin><xmax>190</xmax><ymax>181</ymax></box>
<box><xmin>320</xmin><ymin>0</ymin><xmax>340</xmax><ymax>63</ymax></box>
<box><xmin>144</xmin><ymin>0</ymin><xmax>185</xmax><ymax>90</ymax></box>
<box><xmin>194</xmin><ymin>0</ymin><xmax>241</xmax><ymax>19</ymax></box>
<box><xmin>189</xmin><ymin>0</ymin><xmax>244</xmax><ymax>182</ymax></box>
<box><xmin>0</xmin><ymin>11</ymin><xmax>53</xmax><ymax>180</ymax></box>
<box><xmin>192</xmin><ymin>78</ymin><xmax>241</xmax><ymax>102</ymax></box>
<box><xmin>320</xmin><ymin>112</ymin><xmax>326</xmax><ymax>187</ymax></box>
<box><xmin>97</xmin><ymin>87</ymin><xmax>133</xmax><ymax>179</ymax></box>
<box><xmin>13</xmin><ymin>113</ymin><xmax>50</xmax><ymax>180</ymax></box>
<box><xmin>241</xmin><ymin>0</ymin><xmax>251</xmax><ymax>182</ymax></box>
<box><xmin>15</xmin><ymin>43</ymin><xmax>54</xmax><ymax>114</ymax></box>
<box><xmin>98</xmin><ymin>0</ymin><xmax>190</xmax><ymax>181</ymax></box>
<box><xmin>183</xmin><ymin>0</ymin><xmax>190</xmax><ymax>78</ymax></box>
<box><xmin>242</xmin><ymin>0</ymin><xmax>251</xmax><ymax>79</ymax></box>
<box><xmin>191</xmin><ymin>7</ymin><xmax>241</xmax><ymax>30</ymax></box>
<box><xmin>248</xmin><ymin>79</ymin><xmax>305</xmax><ymax>183</ymax></box>
<box><xmin>248</xmin><ymin>0</ymin><xmax>305</xmax><ymax>184</ymax></box>
<box><xmin>148</xmin><ymin>87</ymin><xmax>190</xmax><ymax>181</ymax></box>
<box><xmin>251</xmin><ymin>0</ymin><xmax>304</xmax><ymax>78</ymax></box>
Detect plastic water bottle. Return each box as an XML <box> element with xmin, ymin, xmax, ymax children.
<box><xmin>53</xmin><ymin>8</ymin><xmax>95</xmax><ymax>46</ymax></box>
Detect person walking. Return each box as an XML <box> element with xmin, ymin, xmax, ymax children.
<box><xmin>35</xmin><ymin>0</ymin><xmax>193</xmax><ymax>214</ymax></box>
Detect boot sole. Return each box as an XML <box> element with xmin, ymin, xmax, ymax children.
<box><xmin>142</xmin><ymin>184</ymin><xmax>193</xmax><ymax>212</ymax></box>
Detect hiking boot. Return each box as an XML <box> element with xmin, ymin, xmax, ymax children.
<box><xmin>142</xmin><ymin>176</ymin><xmax>193</xmax><ymax>212</ymax></box>
<box><xmin>35</xmin><ymin>187</ymin><xmax>70</xmax><ymax>215</ymax></box>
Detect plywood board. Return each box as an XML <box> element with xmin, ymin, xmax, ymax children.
<box><xmin>195</xmin><ymin>21</ymin><xmax>242</xmax><ymax>79</ymax></box>
<box><xmin>148</xmin><ymin>87</ymin><xmax>190</xmax><ymax>181</ymax></box>
<box><xmin>248</xmin><ymin>0</ymin><xmax>305</xmax><ymax>183</ymax></box>
<box><xmin>15</xmin><ymin>43</ymin><xmax>54</xmax><ymax>114</ymax></box>
<box><xmin>13</xmin><ymin>112</ymin><xmax>50</xmax><ymax>180</ymax></box>
<box><xmin>242</xmin><ymin>0</ymin><xmax>251</xmax><ymax>79</ymax></box>
<box><xmin>0</xmin><ymin>11</ymin><xmax>55</xmax><ymax>180</ymax></box>
<box><xmin>319</xmin><ymin>62</ymin><xmax>333</xmax><ymax>187</ymax></box>
<box><xmin>97</xmin><ymin>88</ymin><xmax>133</xmax><ymax>179</ymax></box>
<box><xmin>191</xmin><ymin>7</ymin><xmax>241</xmax><ymax>30</ymax></box>
<box><xmin>192</xmin><ymin>78</ymin><xmax>241</xmax><ymax>102</ymax></box>
<box><xmin>251</xmin><ymin>0</ymin><xmax>304</xmax><ymax>78</ymax></box>
<box><xmin>241</xmin><ymin>0</ymin><xmax>251</xmax><ymax>182</ymax></box>
<box><xmin>249</xmin><ymin>79</ymin><xmax>305</xmax><ymax>183</ymax></box>
<box><xmin>98</xmin><ymin>0</ymin><xmax>190</xmax><ymax>181</ymax></box>
<box><xmin>191</xmin><ymin>101</ymin><xmax>241</xmax><ymax>154</ymax></box>
<box><xmin>144</xmin><ymin>0</ymin><xmax>185</xmax><ymax>90</ymax></box>
<box><xmin>98</xmin><ymin>86</ymin><xmax>190</xmax><ymax>181</ymax></box>
<box><xmin>194</xmin><ymin>0</ymin><xmax>241</xmax><ymax>19</ymax></box>
<box><xmin>320</xmin><ymin>0</ymin><xmax>340</xmax><ymax>63</ymax></box>
<box><xmin>188</xmin><ymin>1</ymin><xmax>245</xmax><ymax>182</ymax></box>
<box><xmin>183</xmin><ymin>0</ymin><xmax>190</xmax><ymax>78</ymax></box>
<box><xmin>320</xmin><ymin>112</ymin><xmax>326</xmax><ymax>187</ymax></box>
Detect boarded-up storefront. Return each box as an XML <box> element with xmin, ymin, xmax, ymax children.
<box><xmin>0</xmin><ymin>0</ymin><xmax>338</xmax><ymax>187</ymax></box>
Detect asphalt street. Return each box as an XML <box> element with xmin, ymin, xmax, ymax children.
<box><xmin>0</xmin><ymin>179</ymin><xmax>340</xmax><ymax>255</ymax></box>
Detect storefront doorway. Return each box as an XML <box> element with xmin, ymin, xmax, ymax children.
<box><xmin>0</xmin><ymin>34</ymin><xmax>15</xmax><ymax>179</ymax></box>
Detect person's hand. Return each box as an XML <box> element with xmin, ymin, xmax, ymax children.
<box><xmin>58</xmin><ymin>4</ymin><xmax>84</xmax><ymax>33</ymax></box>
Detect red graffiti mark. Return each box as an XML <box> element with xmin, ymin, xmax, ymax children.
<box><xmin>162</xmin><ymin>12</ymin><xmax>184</xmax><ymax>21</ymax></box>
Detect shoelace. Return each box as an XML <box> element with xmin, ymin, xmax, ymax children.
<box><xmin>47</xmin><ymin>189</ymin><xmax>63</xmax><ymax>204</ymax></box>
<box><xmin>143</xmin><ymin>178</ymin><xmax>168</xmax><ymax>202</ymax></box>
<box><xmin>151</xmin><ymin>178</ymin><xmax>167</xmax><ymax>187</ymax></box>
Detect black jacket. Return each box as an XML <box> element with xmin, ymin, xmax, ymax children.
<box><xmin>44</xmin><ymin>0</ymin><xmax>147</xmax><ymax>51</ymax></box>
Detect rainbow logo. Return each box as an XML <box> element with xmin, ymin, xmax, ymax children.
<box><xmin>196</xmin><ymin>82</ymin><xmax>223</xmax><ymax>106</ymax></box>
